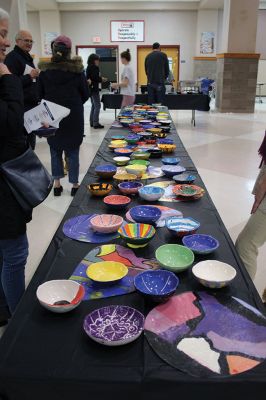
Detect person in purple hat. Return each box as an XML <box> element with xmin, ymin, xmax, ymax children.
<box><xmin>38</xmin><ymin>35</ymin><xmax>89</xmax><ymax>197</ymax></box>
<box><xmin>236</xmin><ymin>133</ymin><xmax>266</xmax><ymax>300</ymax></box>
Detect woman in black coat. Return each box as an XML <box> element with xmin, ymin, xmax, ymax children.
<box><xmin>86</xmin><ymin>53</ymin><xmax>107</xmax><ymax>129</ymax></box>
<box><xmin>38</xmin><ymin>35</ymin><xmax>89</xmax><ymax>196</ymax></box>
<box><xmin>0</xmin><ymin>8</ymin><xmax>30</xmax><ymax>323</ymax></box>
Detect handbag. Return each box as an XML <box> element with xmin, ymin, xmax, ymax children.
<box><xmin>0</xmin><ymin>147</ymin><xmax>54</xmax><ymax>214</ymax></box>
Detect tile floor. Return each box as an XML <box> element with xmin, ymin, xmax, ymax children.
<box><xmin>14</xmin><ymin>100</ymin><xmax>266</xmax><ymax>301</ymax></box>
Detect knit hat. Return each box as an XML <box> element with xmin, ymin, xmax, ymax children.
<box><xmin>54</xmin><ymin>35</ymin><xmax>72</xmax><ymax>49</ymax></box>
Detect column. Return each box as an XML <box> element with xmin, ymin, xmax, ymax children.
<box><xmin>216</xmin><ymin>0</ymin><xmax>260</xmax><ymax>113</ymax></box>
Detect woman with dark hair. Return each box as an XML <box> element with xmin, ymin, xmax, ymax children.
<box><xmin>86</xmin><ymin>53</ymin><xmax>107</xmax><ymax>129</ymax></box>
<box><xmin>112</xmin><ymin>49</ymin><xmax>135</xmax><ymax>108</ymax></box>
<box><xmin>38</xmin><ymin>35</ymin><xmax>89</xmax><ymax>197</ymax></box>
<box><xmin>236</xmin><ymin>133</ymin><xmax>266</xmax><ymax>297</ymax></box>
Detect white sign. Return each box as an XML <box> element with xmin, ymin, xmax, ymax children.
<box><xmin>111</xmin><ymin>20</ymin><xmax>144</xmax><ymax>42</ymax></box>
<box><xmin>44</xmin><ymin>32</ymin><xmax>59</xmax><ymax>56</ymax></box>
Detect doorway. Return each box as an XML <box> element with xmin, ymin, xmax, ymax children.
<box><xmin>76</xmin><ymin>45</ymin><xmax>119</xmax><ymax>89</ymax></box>
<box><xmin>137</xmin><ymin>45</ymin><xmax>180</xmax><ymax>90</ymax></box>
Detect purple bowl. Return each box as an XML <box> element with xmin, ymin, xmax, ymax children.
<box><xmin>83</xmin><ymin>305</ymin><xmax>144</xmax><ymax>346</ymax></box>
<box><xmin>161</xmin><ymin>165</ymin><xmax>186</xmax><ymax>177</ymax></box>
<box><xmin>118</xmin><ymin>181</ymin><xmax>143</xmax><ymax>195</ymax></box>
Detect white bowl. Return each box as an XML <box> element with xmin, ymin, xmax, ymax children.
<box><xmin>192</xmin><ymin>260</ymin><xmax>236</xmax><ymax>288</ymax></box>
<box><xmin>36</xmin><ymin>280</ymin><xmax>85</xmax><ymax>313</ymax></box>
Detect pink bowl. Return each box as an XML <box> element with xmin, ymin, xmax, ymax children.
<box><xmin>103</xmin><ymin>195</ymin><xmax>131</xmax><ymax>209</ymax></box>
<box><xmin>90</xmin><ymin>214</ymin><xmax>123</xmax><ymax>233</ymax></box>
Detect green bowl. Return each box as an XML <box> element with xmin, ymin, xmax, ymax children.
<box><xmin>155</xmin><ymin>244</ymin><xmax>194</xmax><ymax>273</ymax></box>
<box><xmin>129</xmin><ymin>160</ymin><xmax>150</xmax><ymax>167</ymax></box>
<box><xmin>132</xmin><ymin>152</ymin><xmax>151</xmax><ymax>160</ymax></box>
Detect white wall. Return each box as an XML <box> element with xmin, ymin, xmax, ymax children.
<box><xmin>60</xmin><ymin>10</ymin><xmax>197</xmax><ymax>81</ymax></box>
<box><xmin>28</xmin><ymin>11</ymin><xmax>42</xmax><ymax>64</ymax></box>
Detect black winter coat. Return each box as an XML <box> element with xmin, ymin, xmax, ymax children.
<box><xmin>86</xmin><ymin>64</ymin><xmax>102</xmax><ymax>93</ymax></box>
<box><xmin>4</xmin><ymin>45</ymin><xmax>39</xmax><ymax>111</ymax></box>
<box><xmin>0</xmin><ymin>75</ymin><xmax>30</xmax><ymax>240</ymax></box>
<box><xmin>38</xmin><ymin>58</ymin><xmax>89</xmax><ymax>150</ymax></box>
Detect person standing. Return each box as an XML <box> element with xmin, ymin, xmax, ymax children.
<box><xmin>236</xmin><ymin>133</ymin><xmax>266</xmax><ymax>297</ymax></box>
<box><xmin>86</xmin><ymin>53</ymin><xmax>107</xmax><ymax>129</ymax></box>
<box><xmin>145</xmin><ymin>42</ymin><xmax>169</xmax><ymax>105</ymax></box>
<box><xmin>4</xmin><ymin>30</ymin><xmax>39</xmax><ymax>150</ymax></box>
<box><xmin>0</xmin><ymin>8</ymin><xmax>30</xmax><ymax>324</ymax></box>
<box><xmin>38</xmin><ymin>35</ymin><xmax>89</xmax><ymax>197</ymax></box>
<box><xmin>111</xmin><ymin>49</ymin><xmax>135</xmax><ymax>108</ymax></box>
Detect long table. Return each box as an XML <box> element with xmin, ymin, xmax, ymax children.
<box><xmin>0</xmin><ymin>113</ymin><xmax>265</xmax><ymax>400</ymax></box>
<box><xmin>101</xmin><ymin>93</ymin><xmax>211</xmax><ymax>125</ymax></box>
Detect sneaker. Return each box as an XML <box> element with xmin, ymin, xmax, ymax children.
<box><xmin>71</xmin><ymin>187</ymin><xmax>79</xmax><ymax>197</ymax></box>
<box><xmin>54</xmin><ymin>186</ymin><xmax>63</xmax><ymax>196</ymax></box>
<box><xmin>93</xmin><ymin>123</ymin><xmax>104</xmax><ymax>129</ymax></box>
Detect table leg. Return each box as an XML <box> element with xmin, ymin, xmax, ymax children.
<box><xmin>191</xmin><ymin>110</ymin><xmax>196</xmax><ymax>126</ymax></box>
<box><xmin>115</xmin><ymin>109</ymin><xmax>117</xmax><ymax>118</ymax></box>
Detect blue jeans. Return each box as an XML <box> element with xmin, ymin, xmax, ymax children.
<box><xmin>0</xmin><ymin>233</ymin><xmax>29</xmax><ymax>315</ymax></box>
<box><xmin>90</xmin><ymin>92</ymin><xmax>101</xmax><ymax>126</ymax></box>
<box><xmin>147</xmin><ymin>83</ymin><xmax>166</xmax><ymax>105</ymax></box>
<box><xmin>50</xmin><ymin>147</ymin><xmax>80</xmax><ymax>184</ymax></box>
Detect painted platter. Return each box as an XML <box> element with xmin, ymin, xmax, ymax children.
<box><xmin>145</xmin><ymin>291</ymin><xmax>266</xmax><ymax>377</ymax></box>
<box><xmin>70</xmin><ymin>244</ymin><xmax>159</xmax><ymax>300</ymax></box>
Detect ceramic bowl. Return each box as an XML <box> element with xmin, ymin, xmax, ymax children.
<box><xmin>120</xmin><ymin>119</ymin><xmax>134</xmax><ymax>127</ymax></box>
<box><xmin>125</xmin><ymin>136</ymin><xmax>139</xmax><ymax>145</ymax></box>
<box><xmin>125</xmin><ymin>164</ymin><xmax>147</xmax><ymax>178</ymax></box>
<box><xmin>162</xmin><ymin>157</ymin><xmax>180</xmax><ymax>165</ymax></box>
<box><xmin>192</xmin><ymin>260</ymin><xmax>237</xmax><ymax>288</ymax></box>
<box><xmin>149</xmin><ymin>148</ymin><xmax>163</xmax><ymax>158</ymax></box>
<box><xmin>160</xmin><ymin>119</ymin><xmax>172</xmax><ymax>126</ymax></box>
<box><xmin>113</xmin><ymin>173</ymin><xmax>138</xmax><ymax>185</ymax></box>
<box><xmin>172</xmin><ymin>184</ymin><xmax>202</xmax><ymax>197</ymax></box>
<box><xmin>86</xmin><ymin>261</ymin><xmax>128</xmax><ymax>283</ymax></box>
<box><xmin>156</xmin><ymin>244</ymin><xmax>195</xmax><ymax>273</ymax></box>
<box><xmin>103</xmin><ymin>194</ymin><xmax>131</xmax><ymax>209</ymax></box>
<box><xmin>87</xmin><ymin>183</ymin><xmax>113</xmax><ymax>197</ymax></box>
<box><xmin>118</xmin><ymin>223</ymin><xmax>156</xmax><ymax>248</ymax></box>
<box><xmin>113</xmin><ymin>156</ymin><xmax>131</xmax><ymax>166</ymax></box>
<box><xmin>173</xmin><ymin>173</ymin><xmax>196</xmax><ymax>184</ymax></box>
<box><xmin>95</xmin><ymin>164</ymin><xmax>117</xmax><ymax>179</ymax></box>
<box><xmin>83</xmin><ymin>305</ymin><xmax>144</xmax><ymax>346</ymax></box>
<box><xmin>158</xmin><ymin>144</ymin><xmax>176</xmax><ymax>153</ymax></box>
<box><xmin>118</xmin><ymin>181</ymin><xmax>143</xmax><ymax>195</ymax></box>
<box><xmin>160</xmin><ymin>126</ymin><xmax>171</xmax><ymax>133</ymax></box>
<box><xmin>36</xmin><ymin>280</ymin><xmax>85</xmax><ymax>313</ymax></box>
<box><xmin>182</xmin><ymin>234</ymin><xmax>220</xmax><ymax>255</ymax></box>
<box><xmin>129</xmin><ymin>160</ymin><xmax>150</xmax><ymax>167</ymax></box>
<box><xmin>161</xmin><ymin>165</ymin><xmax>186</xmax><ymax>177</ymax></box>
<box><xmin>111</xmin><ymin>135</ymin><xmax>125</xmax><ymax>141</ymax></box>
<box><xmin>130</xmin><ymin>205</ymin><xmax>162</xmax><ymax>225</ymax></box>
<box><xmin>134</xmin><ymin>270</ymin><xmax>179</xmax><ymax>302</ymax></box>
<box><xmin>90</xmin><ymin>214</ymin><xmax>123</xmax><ymax>233</ymax></box>
<box><xmin>132</xmin><ymin>152</ymin><xmax>151</xmax><ymax>160</ymax></box>
<box><xmin>166</xmin><ymin>216</ymin><xmax>200</xmax><ymax>237</ymax></box>
<box><xmin>110</xmin><ymin>139</ymin><xmax>127</xmax><ymax>147</ymax></box>
<box><xmin>147</xmin><ymin>128</ymin><xmax>163</xmax><ymax>134</ymax></box>
<box><xmin>153</xmin><ymin>132</ymin><xmax>168</xmax><ymax>139</ymax></box>
<box><xmin>114</xmin><ymin>148</ymin><xmax>134</xmax><ymax>157</ymax></box>
<box><xmin>138</xmin><ymin>186</ymin><xmax>165</xmax><ymax>202</ymax></box>
<box><xmin>158</xmin><ymin>139</ymin><xmax>174</xmax><ymax>145</ymax></box>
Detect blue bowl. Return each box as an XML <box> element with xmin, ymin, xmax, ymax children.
<box><xmin>161</xmin><ymin>165</ymin><xmax>186</xmax><ymax>177</ymax></box>
<box><xmin>95</xmin><ymin>164</ymin><xmax>117</xmax><ymax>179</ymax></box>
<box><xmin>138</xmin><ymin>186</ymin><xmax>165</xmax><ymax>201</ymax></box>
<box><xmin>166</xmin><ymin>216</ymin><xmax>200</xmax><ymax>237</ymax></box>
<box><xmin>173</xmin><ymin>173</ymin><xmax>196</xmax><ymax>184</ymax></box>
<box><xmin>118</xmin><ymin>181</ymin><xmax>144</xmax><ymax>195</ymax></box>
<box><xmin>158</xmin><ymin>139</ymin><xmax>174</xmax><ymax>145</ymax></box>
<box><xmin>134</xmin><ymin>270</ymin><xmax>179</xmax><ymax>302</ymax></box>
<box><xmin>130</xmin><ymin>205</ymin><xmax>162</xmax><ymax>225</ymax></box>
<box><xmin>182</xmin><ymin>234</ymin><xmax>220</xmax><ymax>254</ymax></box>
<box><xmin>162</xmin><ymin>157</ymin><xmax>180</xmax><ymax>165</ymax></box>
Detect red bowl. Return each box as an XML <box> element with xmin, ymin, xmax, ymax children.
<box><xmin>103</xmin><ymin>195</ymin><xmax>131</xmax><ymax>209</ymax></box>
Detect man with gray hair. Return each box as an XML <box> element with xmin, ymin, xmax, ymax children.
<box><xmin>5</xmin><ymin>29</ymin><xmax>39</xmax><ymax>149</ymax></box>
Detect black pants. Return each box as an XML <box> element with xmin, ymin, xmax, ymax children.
<box><xmin>147</xmin><ymin>83</ymin><xmax>166</xmax><ymax>105</ymax></box>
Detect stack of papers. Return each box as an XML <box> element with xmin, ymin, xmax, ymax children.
<box><xmin>24</xmin><ymin>99</ymin><xmax>70</xmax><ymax>134</ymax></box>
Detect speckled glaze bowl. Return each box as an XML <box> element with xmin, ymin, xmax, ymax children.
<box><xmin>103</xmin><ymin>194</ymin><xmax>131</xmax><ymax>209</ymax></box>
<box><xmin>192</xmin><ymin>260</ymin><xmax>236</xmax><ymax>288</ymax></box>
<box><xmin>125</xmin><ymin>164</ymin><xmax>147</xmax><ymax>178</ymax></box>
<box><xmin>95</xmin><ymin>164</ymin><xmax>117</xmax><ymax>179</ymax></box>
<box><xmin>138</xmin><ymin>186</ymin><xmax>165</xmax><ymax>202</ymax></box>
<box><xmin>118</xmin><ymin>181</ymin><xmax>143</xmax><ymax>195</ymax></box>
<box><xmin>134</xmin><ymin>270</ymin><xmax>179</xmax><ymax>302</ymax></box>
<box><xmin>90</xmin><ymin>214</ymin><xmax>123</xmax><ymax>234</ymax></box>
<box><xmin>87</xmin><ymin>183</ymin><xmax>113</xmax><ymax>197</ymax></box>
<box><xmin>130</xmin><ymin>205</ymin><xmax>162</xmax><ymax>225</ymax></box>
<box><xmin>166</xmin><ymin>216</ymin><xmax>200</xmax><ymax>237</ymax></box>
<box><xmin>161</xmin><ymin>165</ymin><xmax>186</xmax><ymax>177</ymax></box>
<box><xmin>155</xmin><ymin>244</ymin><xmax>195</xmax><ymax>273</ymax></box>
<box><xmin>182</xmin><ymin>234</ymin><xmax>220</xmax><ymax>255</ymax></box>
<box><xmin>83</xmin><ymin>305</ymin><xmax>145</xmax><ymax>346</ymax></box>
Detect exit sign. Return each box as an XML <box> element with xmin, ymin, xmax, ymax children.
<box><xmin>93</xmin><ymin>36</ymin><xmax>101</xmax><ymax>43</ymax></box>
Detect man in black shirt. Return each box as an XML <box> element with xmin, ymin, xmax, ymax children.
<box><xmin>5</xmin><ymin>30</ymin><xmax>39</xmax><ymax>149</ymax></box>
<box><xmin>145</xmin><ymin>42</ymin><xmax>169</xmax><ymax>105</ymax></box>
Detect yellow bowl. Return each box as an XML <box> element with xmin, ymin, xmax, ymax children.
<box><xmin>86</xmin><ymin>261</ymin><xmax>128</xmax><ymax>283</ymax></box>
<box><xmin>110</xmin><ymin>140</ymin><xmax>127</xmax><ymax>147</ymax></box>
<box><xmin>158</xmin><ymin>144</ymin><xmax>177</xmax><ymax>153</ymax></box>
<box><xmin>113</xmin><ymin>173</ymin><xmax>138</xmax><ymax>184</ymax></box>
<box><xmin>125</xmin><ymin>164</ymin><xmax>147</xmax><ymax>178</ymax></box>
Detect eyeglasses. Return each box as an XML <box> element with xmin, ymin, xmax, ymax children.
<box><xmin>18</xmin><ymin>39</ymin><xmax>34</xmax><ymax>44</ymax></box>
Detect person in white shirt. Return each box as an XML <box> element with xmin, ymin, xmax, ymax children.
<box><xmin>112</xmin><ymin>49</ymin><xmax>135</xmax><ymax>108</ymax></box>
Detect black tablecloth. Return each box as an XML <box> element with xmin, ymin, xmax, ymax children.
<box><xmin>102</xmin><ymin>93</ymin><xmax>210</xmax><ymax>111</ymax></box>
<box><xmin>0</xmin><ymin>116</ymin><xmax>265</xmax><ymax>400</ymax></box>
